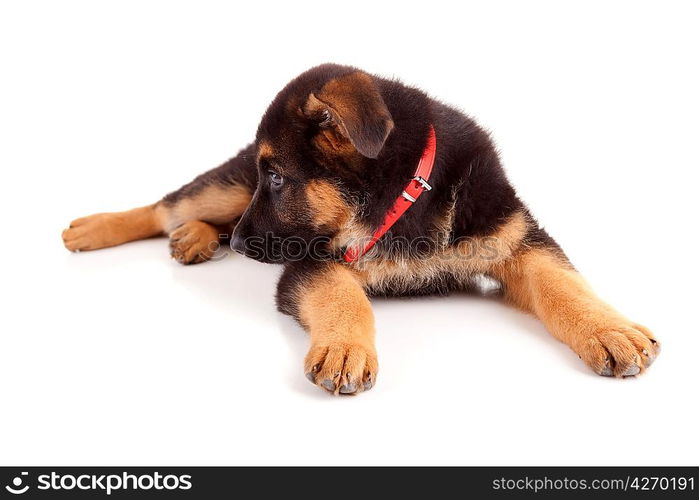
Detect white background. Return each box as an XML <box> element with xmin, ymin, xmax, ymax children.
<box><xmin>1</xmin><ymin>1</ymin><xmax>697</xmax><ymax>466</ymax></box>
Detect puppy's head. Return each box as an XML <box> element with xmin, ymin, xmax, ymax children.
<box><xmin>232</xmin><ymin>64</ymin><xmax>394</xmax><ymax>263</ymax></box>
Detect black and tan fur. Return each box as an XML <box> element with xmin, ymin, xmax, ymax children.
<box><xmin>62</xmin><ymin>64</ymin><xmax>659</xmax><ymax>395</ymax></box>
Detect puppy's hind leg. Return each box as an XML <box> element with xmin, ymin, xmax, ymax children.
<box><xmin>63</xmin><ymin>144</ymin><xmax>257</xmax><ymax>263</ymax></box>
<box><xmin>62</xmin><ymin>201</ymin><xmax>231</xmax><ymax>264</ymax></box>
<box><xmin>491</xmin><ymin>243</ymin><xmax>660</xmax><ymax>377</ymax></box>
<box><xmin>62</xmin><ymin>204</ymin><xmax>166</xmax><ymax>252</ymax></box>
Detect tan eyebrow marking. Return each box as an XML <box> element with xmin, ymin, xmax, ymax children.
<box><xmin>257</xmin><ymin>141</ymin><xmax>274</xmax><ymax>163</ymax></box>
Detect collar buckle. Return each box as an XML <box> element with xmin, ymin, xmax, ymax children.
<box><xmin>413</xmin><ymin>176</ymin><xmax>432</xmax><ymax>191</ymax></box>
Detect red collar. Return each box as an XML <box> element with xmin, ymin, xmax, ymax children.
<box><xmin>343</xmin><ymin>125</ymin><xmax>437</xmax><ymax>263</ymax></box>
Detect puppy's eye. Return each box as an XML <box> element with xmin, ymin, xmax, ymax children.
<box><xmin>320</xmin><ymin>109</ymin><xmax>332</xmax><ymax>126</ymax></box>
<box><xmin>268</xmin><ymin>170</ymin><xmax>284</xmax><ymax>188</ymax></box>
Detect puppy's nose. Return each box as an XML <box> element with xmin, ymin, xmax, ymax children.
<box><xmin>230</xmin><ymin>234</ymin><xmax>246</xmax><ymax>254</ymax></box>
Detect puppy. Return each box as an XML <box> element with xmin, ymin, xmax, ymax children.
<box><xmin>62</xmin><ymin>63</ymin><xmax>659</xmax><ymax>395</ymax></box>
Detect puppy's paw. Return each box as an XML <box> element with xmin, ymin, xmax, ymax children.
<box><xmin>62</xmin><ymin>213</ymin><xmax>125</xmax><ymax>251</ymax></box>
<box><xmin>576</xmin><ymin>322</ymin><xmax>660</xmax><ymax>378</ymax></box>
<box><xmin>304</xmin><ymin>342</ymin><xmax>378</xmax><ymax>395</ymax></box>
<box><xmin>169</xmin><ymin>221</ymin><xmax>220</xmax><ymax>265</ymax></box>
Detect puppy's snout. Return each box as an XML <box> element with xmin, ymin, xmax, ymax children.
<box><xmin>231</xmin><ymin>215</ymin><xmax>254</xmax><ymax>255</ymax></box>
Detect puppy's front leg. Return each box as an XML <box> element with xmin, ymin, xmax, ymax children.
<box><xmin>493</xmin><ymin>247</ymin><xmax>660</xmax><ymax>377</ymax></box>
<box><xmin>278</xmin><ymin>262</ymin><xmax>377</xmax><ymax>395</ymax></box>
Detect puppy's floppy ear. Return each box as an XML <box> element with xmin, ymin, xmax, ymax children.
<box><xmin>303</xmin><ymin>72</ymin><xmax>394</xmax><ymax>159</ymax></box>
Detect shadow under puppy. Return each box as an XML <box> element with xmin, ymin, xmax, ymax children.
<box><xmin>62</xmin><ymin>63</ymin><xmax>660</xmax><ymax>395</ymax></box>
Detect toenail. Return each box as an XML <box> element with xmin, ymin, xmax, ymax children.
<box><xmin>623</xmin><ymin>364</ymin><xmax>641</xmax><ymax>377</ymax></box>
<box><xmin>339</xmin><ymin>383</ymin><xmax>356</xmax><ymax>394</ymax></box>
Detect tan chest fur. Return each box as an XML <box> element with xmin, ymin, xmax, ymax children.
<box><xmin>351</xmin><ymin>210</ymin><xmax>529</xmax><ymax>294</ymax></box>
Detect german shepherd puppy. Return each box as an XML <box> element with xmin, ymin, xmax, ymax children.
<box><xmin>62</xmin><ymin>63</ymin><xmax>659</xmax><ymax>395</ymax></box>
